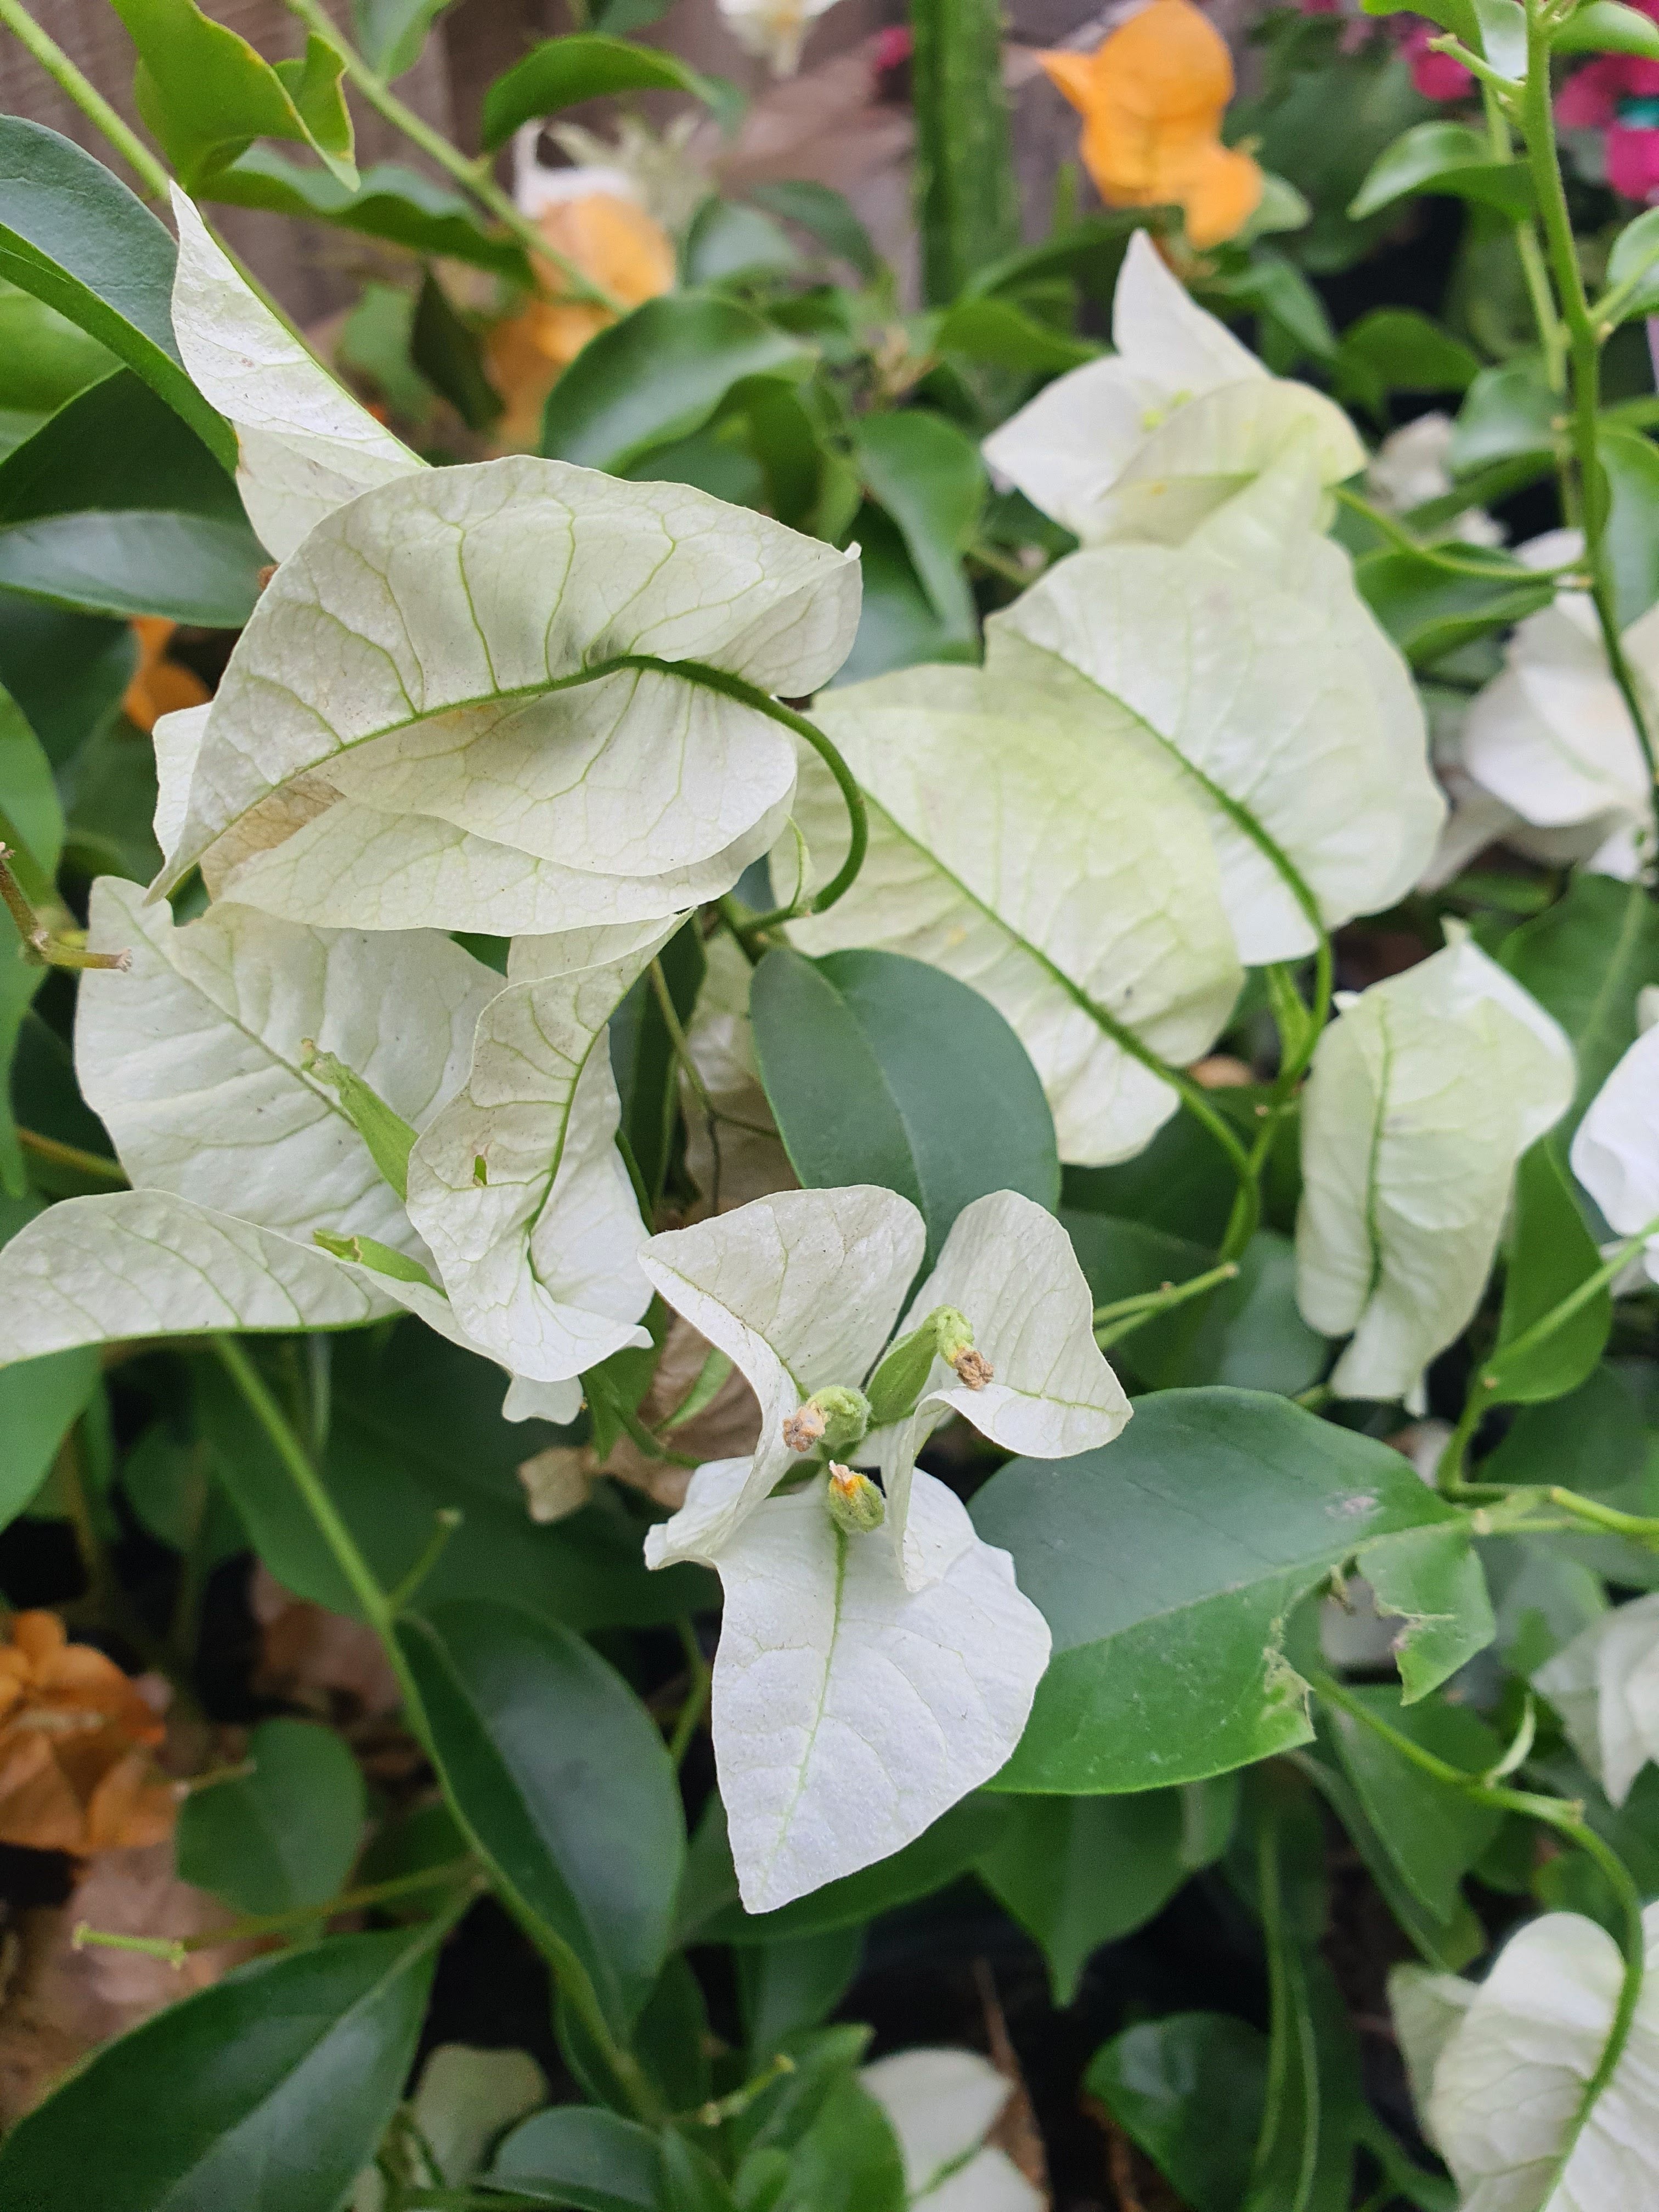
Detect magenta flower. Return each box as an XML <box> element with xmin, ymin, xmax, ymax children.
<box><xmin>1400</xmin><ymin>21</ymin><xmax>1473</xmax><ymax>99</ymax></box>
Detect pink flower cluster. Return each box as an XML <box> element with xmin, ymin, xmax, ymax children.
<box><xmin>1555</xmin><ymin>0</ymin><xmax>1659</xmax><ymax>201</ymax></box>
<box><xmin>1290</xmin><ymin>6</ymin><xmax>1474</xmax><ymax>99</ymax></box>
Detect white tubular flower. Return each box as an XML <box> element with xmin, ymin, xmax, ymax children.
<box><xmin>1462</xmin><ymin>531</ymin><xmax>1658</xmax><ymax>875</ymax></box>
<box><xmin>1572</xmin><ymin>1011</ymin><xmax>1659</xmax><ymax>1286</ymax></box>
<box><xmin>1295</xmin><ymin>933</ymin><xmax>1575</xmax><ymax>1404</ymax></box>
<box><xmin>718</xmin><ymin>0</ymin><xmax>843</xmax><ymax>77</ymax></box>
<box><xmin>636</xmin><ymin>1186</ymin><xmax>1128</xmax><ymax>1910</ymax></box>
<box><xmin>980</xmin><ymin>229</ymin><xmax>1363</xmax><ymax>548</ymax></box>
<box><xmin>0</xmin><ymin>879</ymin><xmax>658</xmax><ymax>1424</ymax></box>
<box><xmin>1534</xmin><ymin>1592</ymin><xmax>1659</xmax><ymax>1805</ymax></box>
<box><xmin>861</xmin><ymin>2049</ymin><xmax>1043</xmax><ymax>2211</ymax></box>
<box><xmin>1391</xmin><ymin>1906</ymin><xmax>1659</xmax><ymax>2209</ymax></box>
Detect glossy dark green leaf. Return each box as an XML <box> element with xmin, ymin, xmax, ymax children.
<box><xmin>1483</xmin><ymin>1139</ymin><xmax>1610</xmax><ymax>1406</ymax></box>
<box><xmin>541</xmin><ymin>293</ymin><xmax>810</xmax><ymax>474</ymax></box>
<box><xmin>1598</xmin><ymin>423</ymin><xmax>1659</xmax><ymax>627</ymax></box>
<box><xmin>1555</xmin><ymin>0</ymin><xmax>1659</xmax><ymax>53</ymax></box>
<box><xmin>1500</xmin><ymin>872</ymin><xmax>1659</xmax><ymax>1127</ymax></box>
<box><xmin>111</xmin><ymin>0</ymin><xmax>357</xmax><ymax>189</ymax></box>
<box><xmin>1348</xmin><ymin>121</ymin><xmax>1533</xmax><ymax>219</ymax></box>
<box><xmin>0</xmin><ymin>1345</ymin><xmax>99</xmax><ymax>1527</ymax></box>
<box><xmin>1090</xmin><ymin>2013</ymin><xmax>1269</xmax><ymax>2212</ymax></box>
<box><xmin>482</xmin><ymin>34</ymin><xmax>716</xmax><ymax>150</ymax></box>
<box><xmin>682</xmin><ymin>199</ymin><xmax>800</xmax><ymax>288</ymax></box>
<box><xmin>398</xmin><ymin>1596</ymin><xmax>682</xmax><ymax>2036</ymax></box>
<box><xmin>0</xmin><ymin>589</ymin><xmax>134</xmax><ymax>765</ymax></box>
<box><xmin>737</xmin><ymin>1926</ymin><xmax>865</xmax><ymax>2059</ymax></box>
<box><xmin>970</xmin><ymin>1390</ymin><xmax>1468</xmax><ymax>1792</ymax></box>
<box><xmin>349</xmin><ymin>0</ymin><xmax>457</xmax><ymax>79</ymax></box>
<box><xmin>975</xmin><ymin>1790</ymin><xmax>1199</xmax><ymax>2003</ymax></box>
<box><xmin>0</xmin><ymin>679</ymin><xmax>63</xmax><ymax>900</ymax></box>
<box><xmin>750</xmin><ymin>946</ymin><xmax>1058</xmax><ymax>1264</ymax></box>
<box><xmin>745</xmin><ymin>180</ymin><xmax>878</xmax><ymax>279</ymax></box>
<box><xmin>411</xmin><ymin>268</ymin><xmax>501</xmax><ymax>433</ymax></box>
<box><xmin>0</xmin><ymin>120</ymin><xmax>233</xmax><ymax>469</ymax></box>
<box><xmin>934</xmin><ymin>294</ymin><xmax>1098</xmax><ymax>373</ymax></box>
<box><xmin>0</xmin><ymin>369</ymin><xmax>264</xmax><ymax>623</ymax></box>
<box><xmin>120</xmin><ymin>1420</ymin><xmax>247</xmax><ymax>1568</ymax></box>
<box><xmin>682</xmin><ymin>1793</ymin><xmax>1009</xmax><ymax>1945</ymax></box>
<box><xmin>1323</xmin><ymin>1688</ymin><xmax>1500</xmax><ymax>1924</ymax></box>
<box><xmin>854</xmin><ymin>410</ymin><xmax>985</xmax><ymax>634</ymax></box>
<box><xmin>1300</xmin><ymin>1739</ymin><xmax>1485</xmax><ymax>1970</ymax></box>
<box><xmin>208</xmin><ymin>150</ymin><xmax>528</xmax><ymax>279</ymax></box>
<box><xmin>1361</xmin><ymin>1520</ymin><xmax>1496</xmax><ymax>1701</ymax></box>
<box><xmin>1483</xmin><ymin>1362</ymin><xmax>1647</xmax><ymax>1501</ymax></box>
<box><xmin>0</xmin><ymin>1926</ymin><xmax>437</xmax><ymax>2211</ymax></box>
<box><xmin>57</xmin><ymin>715</ymin><xmax>162</xmax><ymax>883</ymax></box>
<box><xmin>828</xmin><ymin>500</ymin><xmax>977</xmax><ymax>685</ymax></box>
<box><xmin>1337</xmin><ymin>308</ymin><xmax>1480</xmax><ymax>417</ymax></box>
<box><xmin>769</xmin><ymin>2072</ymin><xmax>905</xmax><ymax>2212</ymax></box>
<box><xmin>1449</xmin><ymin>357</ymin><xmax>1555</xmax><ymax>472</ymax></box>
<box><xmin>176</xmin><ymin>1717</ymin><xmax>366</xmax><ymax>1915</ymax></box>
<box><xmin>1604</xmin><ymin>205</ymin><xmax>1659</xmax><ymax>320</ymax></box>
<box><xmin>490</xmin><ymin>2107</ymin><xmax>665</xmax><ymax>2209</ymax></box>
<box><xmin>1209</xmin><ymin>253</ymin><xmax>1338</xmax><ymax>366</ymax></box>
<box><xmin>1355</xmin><ymin>542</ymin><xmax>1554</xmax><ymax>663</ymax></box>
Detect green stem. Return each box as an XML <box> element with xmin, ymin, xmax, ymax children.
<box><xmin>386</xmin><ymin>1508</ymin><xmax>462</xmax><ymax>1611</ymax></box>
<box><xmin>15</xmin><ymin>1128</ymin><xmax>127</xmax><ymax>1184</ymax></box>
<box><xmin>277</xmin><ymin>0</ymin><xmax>622</xmax><ymax>312</ymax></box>
<box><xmin>1481</xmin><ymin>78</ymin><xmax>1568</xmax><ymax>390</ymax></box>
<box><xmin>1520</xmin><ymin>1</ymin><xmax>1659</xmax><ymax>788</ymax></box>
<box><xmin>589</xmin><ymin>1370</ymin><xmax>702</xmax><ymax>1469</ymax></box>
<box><xmin>1334</xmin><ymin>486</ymin><xmax>1571</xmax><ymax>574</ymax></box>
<box><xmin>668</xmin><ymin>1615</ymin><xmax>711</xmax><ymax>1770</ymax></box>
<box><xmin>73</xmin><ymin>1859</ymin><xmax>480</xmax><ymax>1961</ymax></box>
<box><xmin>0</xmin><ymin>0</ymin><xmax>172</xmax><ymax>198</ymax></box>
<box><xmin>1092</xmin><ymin>1261</ymin><xmax>1239</xmax><ymax>1348</ymax></box>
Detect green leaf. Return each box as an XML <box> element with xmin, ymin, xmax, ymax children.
<box><xmin>0</xmin><ymin>675</ymin><xmax>64</xmax><ymax>893</ymax></box>
<box><xmin>481</xmin><ymin>34</ymin><xmax>716</xmax><ymax>150</ymax></box>
<box><xmin>682</xmin><ymin>1793</ymin><xmax>1009</xmax><ymax>1945</ymax></box>
<box><xmin>350</xmin><ymin>0</ymin><xmax>456</xmax><ymax>80</ymax></box>
<box><xmin>1604</xmin><ymin>205</ymin><xmax>1659</xmax><ymax>320</ymax></box>
<box><xmin>749</xmin><ymin>947</ymin><xmax>1059</xmax><ymax>1266</ymax></box>
<box><xmin>1555</xmin><ymin>0</ymin><xmax>1659</xmax><ymax>54</ymax></box>
<box><xmin>737</xmin><ymin>1928</ymin><xmax>865</xmax><ymax>2060</ymax></box>
<box><xmin>1206</xmin><ymin>253</ymin><xmax>1338</xmax><ymax>367</ymax></box>
<box><xmin>1300</xmin><ymin>1738</ymin><xmax>1486</xmax><ymax>1970</ymax></box>
<box><xmin>853</xmin><ymin>410</ymin><xmax>985</xmax><ymax>634</ymax></box>
<box><xmin>491</xmin><ymin>2108</ymin><xmax>664</xmax><ymax>2209</ymax></box>
<box><xmin>1483</xmin><ymin>1138</ymin><xmax>1610</xmax><ymax>1406</ymax></box>
<box><xmin>682</xmin><ymin>199</ymin><xmax>800</xmax><ymax>289</ymax></box>
<box><xmin>410</xmin><ymin>268</ymin><xmax>501</xmax><ymax>433</ymax></box>
<box><xmin>1336</xmin><ymin>308</ymin><xmax>1480</xmax><ymax>415</ymax></box>
<box><xmin>1348</xmin><ymin>122</ymin><xmax>1534</xmax><ymax>220</ymax></box>
<box><xmin>120</xmin><ymin>1421</ymin><xmax>247</xmax><ymax>1567</ymax></box>
<box><xmin>1483</xmin><ymin>1361</ymin><xmax>1646</xmax><ymax>1499</ymax></box>
<box><xmin>175</xmin><ymin>1717</ymin><xmax>367</xmax><ymax>1916</ymax></box>
<box><xmin>541</xmin><ymin>294</ymin><xmax>810</xmax><ymax>475</ymax></box>
<box><xmin>975</xmin><ymin>1790</ymin><xmax>1200</xmax><ymax>2004</ymax></box>
<box><xmin>0</xmin><ymin>590</ymin><xmax>134</xmax><ymax>765</ymax></box>
<box><xmin>111</xmin><ymin>0</ymin><xmax>357</xmax><ymax>189</ymax></box>
<box><xmin>910</xmin><ymin>0</ymin><xmax>1019</xmax><ymax>303</ymax></box>
<box><xmin>1500</xmin><ymin>873</ymin><xmax>1659</xmax><ymax>1129</ymax></box>
<box><xmin>934</xmin><ymin>295</ymin><xmax>1100</xmax><ymax>374</ymax></box>
<box><xmin>744</xmin><ymin>181</ymin><xmax>878</xmax><ymax>280</ymax></box>
<box><xmin>1355</xmin><ymin>543</ymin><xmax>1555</xmax><ymax>663</ymax></box>
<box><xmin>0</xmin><ymin>1345</ymin><xmax>98</xmax><ymax>1529</ymax></box>
<box><xmin>610</xmin><ymin>918</ymin><xmax>705</xmax><ymax>1210</ymax></box>
<box><xmin>207</xmin><ymin>150</ymin><xmax>528</xmax><ymax>280</ymax></box>
<box><xmin>397</xmin><ymin>1596</ymin><xmax>683</xmax><ymax>2036</ymax></box>
<box><xmin>1450</xmin><ymin>357</ymin><xmax>1556</xmax><ymax>472</ymax></box>
<box><xmin>1598</xmin><ymin>424</ymin><xmax>1659</xmax><ymax>628</ymax></box>
<box><xmin>0</xmin><ymin>120</ymin><xmax>233</xmax><ymax>470</ymax></box>
<box><xmin>1323</xmin><ymin>1687</ymin><xmax>1500</xmax><ymax>1924</ymax></box>
<box><xmin>1361</xmin><ymin>1521</ymin><xmax>1497</xmax><ymax>1701</ymax></box>
<box><xmin>0</xmin><ymin>369</ymin><xmax>264</xmax><ymax>624</ymax></box>
<box><xmin>1089</xmin><ymin>2013</ymin><xmax>1269</xmax><ymax>2212</ymax></box>
<box><xmin>0</xmin><ymin>1926</ymin><xmax>436</xmax><ymax>2211</ymax></box>
<box><xmin>828</xmin><ymin>501</ymin><xmax>977</xmax><ymax>684</ymax></box>
<box><xmin>766</xmin><ymin>2073</ymin><xmax>905</xmax><ymax>2212</ymax></box>
<box><xmin>969</xmin><ymin>1389</ymin><xmax>1468</xmax><ymax>1792</ymax></box>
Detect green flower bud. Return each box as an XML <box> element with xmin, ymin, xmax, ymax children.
<box><xmin>312</xmin><ymin>1228</ymin><xmax>438</xmax><ymax>1287</ymax></box>
<box><xmin>865</xmin><ymin>1306</ymin><xmax>990</xmax><ymax>1424</ymax></box>
<box><xmin>825</xmin><ymin>1463</ymin><xmax>885</xmax><ymax>1534</ymax></box>
<box><xmin>302</xmin><ymin>1041</ymin><xmax>418</xmax><ymax>1200</ymax></box>
<box><xmin>782</xmin><ymin>1385</ymin><xmax>871</xmax><ymax>1455</ymax></box>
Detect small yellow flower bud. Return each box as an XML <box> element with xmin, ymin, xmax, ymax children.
<box><xmin>825</xmin><ymin>1463</ymin><xmax>885</xmax><ymax>1534</ymax></box>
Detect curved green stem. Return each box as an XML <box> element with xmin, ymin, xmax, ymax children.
<box><xmin>74</xmin><ymin>1859</ymin><xmax>479</xmax><ymax>1961</ymax></box>
<box><xmin>1092</xmin><ymin>1261</ymin><xmax>1239</xmax><ymax>1348</ymax></box>
<box><xmin>0</xmin><ymin>0</ymin><xmax>171</xmax><ymax>198</ymax></box>
<box><xmin>277</xmin><ymin>0</ymin><xmax>623</xmax><ymax>312</ymax></box>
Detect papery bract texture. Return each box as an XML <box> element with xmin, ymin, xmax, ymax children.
<box><xmin>1571</xmin><ymin>1021</ymin><xmax>1659</xmax><ymax>1281</ymax></box>
<box><xmin>1296</xmin><ymin>935</ymin><xmax>1575</xmax><ymax>1403</ymax></box>
<box><xmin>1534</xmin><ymin>1591</ymin><xmax>1659</xmax><ymax>1805</ymax></box>
<box><xmin>786</xmin><ymin>659</ymin><xmax>1243</xmax><ymax>1165</ymax></box>
<box><xmin>981</xmin><ymin>229</ymin><xmax>1362</xmax><ymax>546</ymax></box>
<box><xmin>153</xmin><ymin>458</ymin><xmax>859</xmax><ymax>935</ymax></box>
<box><xmin>861</xmin><ymin>2047</ymin><xmax>1043</xmax><ymax>2211</ymax></box>
<box><xmin>170</xmin><ymin>189</ymin><xmax>424</xmax><ymax>562</ymax></box>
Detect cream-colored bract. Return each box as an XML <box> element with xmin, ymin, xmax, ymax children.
<box><xmin>785</xmin><ymin>661</ymin><xmax>1243</xmax><ymax>1166</ymax></box>
<box><xmin>637</xmin><ymin>1186</ymin><xmax>1125</xmax><ymax>1908</ymax></box>
<box><xmin>1535</xmin><ymin>1592</ymin><xmax>1659</xmax><ymax>1805</ymax></box>
<box><xmin>1571</xmin><ymin>1022</ymin><xmax>1659</xmax><ymax>1283</ymax></box>
<box><xmin>981</xmin><ymin>229</ymin><xmax>1362</xmax><ymax>546</ymax></box>
<box><xmin>717</xmin><ymin>0</ymin><xmax>843</xmax><ymax>75</ymax></box>
<box><xmin>0</xmin><ymin>879</ymin><xmax>656</xmax><ymax>1420</ymax></box>
<box><xmin>170</xmin><ymin>190</ymin><xmax>424</xmax><ymax>563</ymax></box>
<box><xmin>990</xmin><ymin>459</ymin><xmax>1443</xmax><ymax>964</ymax></box>
<box><xmin>151</xmin><ymin>457</ymin><xmax>859</xmax><ymax>937</ymax></box>
<box><xmin>1295</xmin><ymin>934</ymin><xmax>1574</xmax><ymax>1403</ymax></box>
<box><xmin>404</xmin><ymin>921</ymin><xmax>678</xmax><ymax>1384</ymax></box>
<box><xmin>1391</xmin><ymin>1905</ymin><xmax>1659</xmax><ymax>2211</ymax></box>
<box><xmin>861</xmin><ymin>2048</ymin><xmax>1043</xmax><ymax>2211</ymax></box>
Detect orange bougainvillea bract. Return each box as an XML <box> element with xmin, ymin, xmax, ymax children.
<box><xmin>487</xmin><ymin>193</ymin><xmax>677</xmax><ymax>449</ymax></box>
<box><xmin>121</xmin><ymin>617</ymin><xmax>210</xmax><ymax>736</ymax></box>
<box><xmin>0</xmin><ymin>1613</ymin><xmax>174</xmax><ymax>1854</ymax></box>
<box><xmin>1040</xmin><ymin>0</ymin><xmax>1263</xmax><ymax>251</ymax></box>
